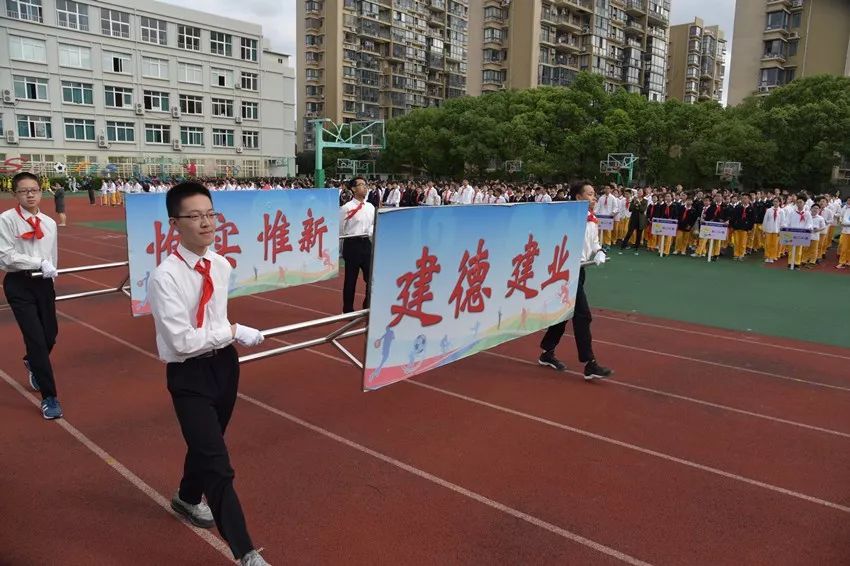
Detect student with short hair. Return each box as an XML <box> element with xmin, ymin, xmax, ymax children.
<box><xmin>836</xmin><ymin>197</ymin><xmax>850</xmax><ymax>269</ymax></box>
<box><xmin>674</xmin><ymin>197</ymin><xmax>697</xmax><ymax>255</ymax></box>
<box><xmin>803</xmin><ymin>203</ymin><xmax>826</xmax><ymax>267</ymax></box>
<box><xmin>538</xmin><ymin>181</ymin><xmax>612</xmax><ymax>380</ymax></box>
<box><xmin>761</xmin><ymin>197</ymin><xmax>783</xmax><ymax>263</ymax></box>
<box><xmin>782</xmin><ymin>194</ymin><xmax>813</xmax><ymax>269</ymax></box>
<box><xmin>148</xmin><ymin>182</ymin><xmax>270</xmax><ymax>566</ymax></box>
<box><xmin>0</xmin><ymin>172</ymin><xmax>62</xmax><ymax>419</ymax></box>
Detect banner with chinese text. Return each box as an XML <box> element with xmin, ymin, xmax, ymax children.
<box><xmin>363</xmin><ymin>202</ymin><xmax>587</xmax><ymax>391</ymax></box>
<box><xmin>125</xmin><ymin>190</ymin><xmax>339</xmax><ymax>316</ymax></box>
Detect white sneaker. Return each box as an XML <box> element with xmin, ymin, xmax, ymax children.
<box><xmin>241</xmin><ymin>550</ymin><xmax>271</xmax><ymax>566</ymax></box>
<box><xmin>171</xmin><ymin>493</ymin><xmax>214</xmax><ymax>528</ymax></box>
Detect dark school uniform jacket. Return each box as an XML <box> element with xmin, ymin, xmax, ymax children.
<box><xmin>730</xmin><ymin>204</ymin><xmax>756</xmax><ymax>231</ymax></box>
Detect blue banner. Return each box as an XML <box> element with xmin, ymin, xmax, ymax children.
<box><xmin>363</xmin><ymin>202</ymin><xmax>587</xmax><ymax>391</ymax></box>
<box><xmin>125</xmin><ymin>190</ymin><xmax>339</xmax><ymax>316</ymax></box>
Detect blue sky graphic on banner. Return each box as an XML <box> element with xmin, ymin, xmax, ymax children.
<box><xmin>364</xmin><ymin>202</ymin><xmax>587</xmax><ymax>391</ymax></box>
<box><xmin>125</xmin><ymin>190</ymin><xmax>339</xmax><ymax>316</ymax></box>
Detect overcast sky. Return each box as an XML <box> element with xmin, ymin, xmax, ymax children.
<box><xmin>161</xmin><ymin>0</ymin><xmax>736</xmax><ymax>102</ymax></box>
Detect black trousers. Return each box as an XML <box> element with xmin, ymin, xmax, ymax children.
<box><xmin>621</xmin><ymin>217</ymin><xmax>643</xmax><ymax>250</ymax></box>
<box><xmin>540</xmin><ymin>267</ymin><xmax>595</xmax><ymax>363</ymax></box>
<box><xmin>166</xmin><ymin>345</ymin><xmax>253</xmax><ymax>559</ymax></box>
<box><xmin>342</xmin><ymin>236</ymin><xmax>372</xmax><ymax>313</ymax></box>
<box><xmin>87</xmin><ymin>187</ymin><xmax>95</xmax><ymax>204</ymax></box>
<box><xmin>4</xmin><ymin>272</ymin><xmax>58</xmax><ymax>399</ymax></box>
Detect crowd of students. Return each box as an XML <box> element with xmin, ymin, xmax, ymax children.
<box><xmin>335</xmin><ymin>180</ymin><xmax>850</xmax><ymax>271</ymax></box>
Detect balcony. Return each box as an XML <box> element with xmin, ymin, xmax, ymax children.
<box><xmin>647</xmin><ymin>9</ymin><xmax>668</xmax><ymax>26</ymax></box>
<box><xmin>761</xmin><ymin>52</ymin><xmax>787</xmax><ymax>66</ymax></box>
<box><xmin>624</xmin><ymin>20</ymin><xmax>645</xmax><ymax>35</ymax></box>
<box><xmin>763</xmin><ymin>24</ymin><xmax>789</xmax><ymax>37</ymax></box>
<box><xmin>624</xmin><ymin>0</ymin><xmax>645</xmax><ymax>16</ymax></box>
<box><xmin>565</xmin><ymin>0</ymin><xmax>594</xmax><ymax>13</ymax></box>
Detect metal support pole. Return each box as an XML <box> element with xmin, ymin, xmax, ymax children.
<box><xmin>31</xmin><ymin>260</ymin><xmax>129</xmax><ymax>278</ymax></box>
<box><xmin>708</xmin><ymin>239</ymin><xmax>714</xmax><ymax>263</ymax></box>
<box><xmin>314</xmin><ymin>120</ymin><xmax>325</xmax><ymax>189</ymax></box>
<box><xmin>239</xmin><ymin>327</ymin><xmax>367</xmax><ymax>365</ymax></box>
<box><xmin>258</xmin><ymin>309</ymin><xmax>368</xmax><ymax>339</ymax></box>
<box><xmin>659</xmin><ymin>235</ymin><xmax>665</xmax><ymax>257</ymax></box>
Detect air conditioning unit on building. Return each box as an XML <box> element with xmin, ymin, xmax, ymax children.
<box><xmin>5</xmin><ymin>129</ymin><xmax>19</xmax><ymax>144</ymax></box>
<box><xmin>236</xmin><ymin>145</ymin><xmax>244</xmax><ymax>153</ymax></box>
<box><xmin>2</xmin><ymin>89</ymin><xmax>15</xmax><ymax>104</ymax></box>
<box><xmin>788</xmin><ymin>32</ymin><xmax>800</xmax><ymax>39</ymax></box>
<box><xmin>97</xmin><ymin>134</ymin><xmax>109</xmax><ymax>148</ymax></box>
<box><xmin>171</xmin><ymin>106</ymin><xmax>181</xmax><ymax>118</ymax></box>
<box><xmin>134</xmin><ymin>103</ymin><xmax>144</xmax><ymax>115</ymax></box>
<box><xmin>235</xmin><ymin>83</ymin><xmax>241</xmax><ymax>89</ymax></box>
<box><xmin>235</xmin><ymin>116</ymin><xmax>243</xmax><ymax>124</ymax></box>
<box><xmin>172</xmin><ymin>139</ymin><xmax>182</xmax><ymax>151</ymax></box>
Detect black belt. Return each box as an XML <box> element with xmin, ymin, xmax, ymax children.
<box><xmin>7</xmin><ymin>269</ymin><xmax>38</xmax><ymax>277</ymax></box>
<box><xmin>345</xmin><ymin>235</ymin><xmax>370</xmax><ymax>240</ymax></box>
<box><xmin>187</xmin><ymin>347</ymin><xmax>226</xmax><ymax>361</ymax></box>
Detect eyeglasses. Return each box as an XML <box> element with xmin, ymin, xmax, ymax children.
<box><xmin>173</xmin><ymin>211</ymin><xmax>219</xmax><ymax>223</ymax></box>
<box><xmin>15</xmin><ymin>189</ymin><xmax>41</xmax><ymax>195</ymax></box>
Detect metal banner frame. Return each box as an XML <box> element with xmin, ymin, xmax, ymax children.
<box><xmin>32</xmin><ymin>261</ymin><xmax>130</xmax><ymax>302</ymax></box>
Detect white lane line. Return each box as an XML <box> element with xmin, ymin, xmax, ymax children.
<box><xmin>0</xmin><ymin>368</ymin><xmax>233</xmax><ymax>562</ymax></box>
<box><xmin>236</xmin><ymin>393</ymin><xmax>653</xmax><ymax>566</ymax></box>
<box><xmin>240</xmin><ymin>294</ymin><xmax>850</xmax><ymax>433</ymax></box>
<box><xmin>594</xmin><ymin>313</ymin><xmax>850</xmax><ymax>361</ymax></box>
<box><xmin>249</xmin><ymin>336</ymin><xmax>850</xmax><ymax>516</ymax></box>
<box><xmin>483</xmin><ymin>351</ymin><xmax>850</xmax><ymax>439</ymax></box>
<box><xmin>58</xmin><ymin>246</ymin><xmax>121</xmax><ymax>263</ymax></box>
<box><xmin>57</xmin><ymin>309</ymin><xmax>653</xmax><ymax>565</ymax></box>
<box><xmin>60</xmin><ymin>231</ymin><xmax>128</xmax><ymax>250</ymax></box>
<box><xmin>561</xmin><ymin>332</ymin><xmax>850</xmax><ymax>393</ymax></box>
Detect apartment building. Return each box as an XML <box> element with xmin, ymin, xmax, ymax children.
<box><xmin>728</xmin><ymin>0</ymin><xmax>850</xmax><ymax>105</ymax></box>
<box><xmin>467</xmin><ymin>0</ymin><xmax>671</xmax><ymax>102</ymax></box>
<box><xmin>296</xmin><ymin>0</ymin><xmax>469</xmax><ymax>151</ymax></box>
<box><xmin>1</xmin><ymin>0</ymin><xmax>296</xmax><ymax>178</ymax></box>
<box><xmin>666</xmin><ymin>17</ymin><xmax>726</xmax><ymax>104</ymax></box>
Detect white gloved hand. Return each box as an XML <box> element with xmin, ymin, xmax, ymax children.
<box><xmin>594</xmin><ymin>250</ymin><xmax>607</xmax><ymax>266</ymax></box>
<box><xmin>234</xmin><ymin>324</ymin><xmax>264</xmax><ymax>347</ymax></box>
<box><xmin>40</xmin><ymin>259</ymin><xmax>58</xmax><ymax>279</ymax></box>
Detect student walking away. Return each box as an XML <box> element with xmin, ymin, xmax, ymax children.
<box><xmin>620</xmin><ymin>188</ymin><xmax>648</xmax><ymax>254</ymax></box>
<box><xmin>0</xmin><ymin>172</ymin><xmax>62</xmax><ymax>419</ymax></box>
<box><xmin>46</xmin><ymin>183</ymin><xmax>67</xmax><ymax>227</ymax></box>
<box><xmin>538</xmin><ymin>181</ymin><xmax>613</xmax><ymax>381</ymax></box>
<box><xmin>148</xmin><ymin>182</ymin><xmax>270</xmax><ymax>565</ymax></box>
<box><xmin>339</xmin><ymin>176</ymin><xmax>375</xmax><ymax>313</ymax></box>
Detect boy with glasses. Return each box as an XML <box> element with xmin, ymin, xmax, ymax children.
<box><xmin>0</xmin><ymin>172</ymin><xmax>62</xmax><ymax>419</ymax></box>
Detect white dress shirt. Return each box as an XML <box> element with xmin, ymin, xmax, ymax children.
<box><xmin>0</xmin><ymin>207</ymin><xmax>58</xmax><ymax>272</ymax></box>
<box><xmin>386</xmin><ymin>187</ymin><xmax>401</xmax><ymax>207</ymax></box>
<box><xmin>841</xmin><ymin>207</ymin><xmax>850</xmax><ymax>234</ymax></box>
<box><xmin>583</xmin><ymin>217</ymin><xmax>602</xmax><ymax>263</ymax></box>
<box><xmin>424</xmin><ymin>187</ymin><xmax>440</xmax><ymax>206</ymax></box>
<box><xmin>784</xmin><ymin>207</ymin><xmax>813</xmax><ymax>230</ymax></box>
<box><xmin>761</xmin><ymin>206</ymin><xmax>782</xmax><ymax>234</ymax></box>
<box><xmin>811</xmin><ymin>215</ymin><xmax>827</xmax><ymax>240</ymax></box>
<box><xmin>459</xmin><ymin>185</ymin><xmax>475</xmax><ymax>205</ymax></box>
<box><xmin>148</xmin><ymin>244</ymin><xmax>235</xmax><ymax>363</ymax></box>
<box><xmin>597</xmin><ymin>194</ymin><xmax>616</xmax><ymax>216</ymax></box>
<box><xmin>339</xmin><ymin>198</ymin><xmax>375</xmax><ymax>238</ymax></box>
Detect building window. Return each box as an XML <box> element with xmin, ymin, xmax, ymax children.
<box><xmin>790</xmin><ymin>12</ymin><xmax>802</xmax><ymax>28</ymax></box>
<box><xmin>17</xmin><ymin>115</ymin><xmax>52</xmax><ymax>139</ymax></box>
<box><xmin>6</xmin><ymin>0</ymin><xmax>42</xmax><ymax>22</ymax></box>
<box><xmin>144</xmin><ymin>90</ymin><xmax>169</xmax><ymax>112</ymax></box>
<box><xmin>101</xmin><ymin>8</ymin><xmax>130</xmax><ymax>38</ymax></box>
<box><xmin>211</xmin><ymin>68</ymin><xmax>233</xmax><ymax>88</ymax></box>
<box><xmin>13</xmin><ymin>76</ymin><xmax>48</xmax><ymax>101</ymax></box>
<box><xmin>142</xmin><ymin>57</ymin><xmax>169</xmax><ymax>79</ymax></box>
<box><xmin>145</xmin><ymin>124</ymin><xmax>171</xmax><ymax>144</ymax></box>
<box><xmin>484</xmin><ymin>28</ymin><xmax>503</xmax><ymax>42</ymax></box>
<box><xmin>240</xmin><ymin>37</ymin><xmax>258</xmax><ymax>61</ymax></box>
<box><xmin>240</xmin><ymin>72</ymin><xmax>258</xmax><ymax>91</ymax></box>
<box><xmin>104</xmin><ymin>86</ymin><xmax>133</xmax><ymax>108</ymax></box>
<box><xmin>179</xmin><ymin>63</ymin><xmax>203</xmax><ymax>84</ymax></box>
<box><xmin>210</xmin><ymin>32</ymin><xmax>232</xmax><ymax>56</ymax></box>
<box><xmin>179</xmin><ymin>94</ymin><xmax>203</xmax><ymax>114</ymax></box>
<box><xmin>765</xmin><ymin>11</ymin><xmax>787</xmax><ymax>31</ymax></box>
<box><xmin>180</xmin><ymin>126</ymin><xmax>204</xmax><ymax>146</ymax></box>
<box><xmin>212</xmin><ymin>128</ymin><xmax>234</xmax><ymax>147</ymax></box>
<box><xmin>106</xmin><ymin>121</ymin><xmax>135</xmax><ymax>142</ymax></box>
<box><xmin>788</xmin><ymin>39</ymin><xmax>799</xmax><ymax>57</ymax></box>
<box><xmin>241</xmin><ymin>130</ymin><xmax>259</xmax><ymax>149</ymax></box>
<box><xmin>58</xmin><ymin>43</ymin><xmax>91</xmax><ymax>68</ymax></box>
<box><xmin>9</xmin><ymin>36</ymin><xmax>46</xmax><ymax>63</ymax></box>
<box><xmin>211</xmin><ymin>98</ymin><xmax>234</xmax><ymax>117</ymax></box>
<box><xmin>482</xmin><ymin>69</ymin><xmax>504</xmax><ymax>84</ymax></box>
<box><xmin>56</xmin><ymin>0</ymin><xmax>88</xmax><ymax>30</ymax></box>
<box><xmin>178</xmin><ymin>25</ymin><xmax>201</xmax><ymax>51</ymax></box>
<box><xmin>64</xmin><ymin>118</ymin><xmax>95</xmax><ymax>141</ymax></box>
<box><xmin>62</xmin><ymin>81</ymin><xmax>93</xmax><ymax>105</ymax></box>
<box><xmin>241</xmin><ymin>101</ymin><xmax>258</xmax><ymax>120</ymax></box>
<box><xmin>141</xmin><ymin>17</ymin><xmax>167</xmax><ymax>45</ymax></box>
<box><xmin>104</xmin><ymin>52</ymin><xmax>131</xmax><ymax>73</ymax></box>
<box><xmin>305</xmin><ymin>34</ymin><xmax>323</xmax><ymax>46</ymax></box>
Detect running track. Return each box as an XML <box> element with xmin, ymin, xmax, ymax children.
<box><xmin>1</xmin><ymin>200</ymin><xmax>849</xmax><ymax>565</ymax></box>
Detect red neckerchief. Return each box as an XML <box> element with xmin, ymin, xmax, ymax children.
<box><xmin>741</xmin><ymin>206</ymin><xmax>748</xmax><ymax>220</ymax></box>
<box><xmin>797</xmin><ymin>210</ymin><xmax>806</xmax><ymax>223</ymax></box>
<box><xmin>16</xmin><ymin>206</ymin><xmax>44</xmax><ymax>240</ymax></box>
<box><xmin>773</xmin><ymin>208</ymin><xmax>778</xmax><ymax>221</ymax></box>
<box><xmin>172</xmin><ymin>249</ymin><xmax>214</xmax><ymax>329</ymax></box>
<box><xmin>345</xmin><ymin>201</ymin><xmax>364</xmax><ymax>221</ymax></box>
<box><xmin>665</xmin><ymin>204</ymin><xmax>671</xmax><ymax>216</ymax></box>
<box><xmin>587</xmin><ymin>211</ymin><xmax>598</xmax><ymax>223</ymax></box>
